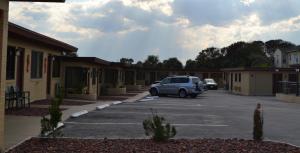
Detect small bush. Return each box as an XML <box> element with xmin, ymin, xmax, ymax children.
<box><xmin>40</xmin><ymin>88</ymin><xmax>63</xmax><ymax>137</ymax></box>
<box><xmin>143</xmin><ymin>111</ymin><xmax>176</xmax><ymax>142</ymax></box>
<box><xmin>253</xmin><ymin>103</ymin><xmax>263</xmax><ymax>141</ymax></box>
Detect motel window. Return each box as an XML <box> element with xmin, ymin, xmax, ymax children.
<box><xmin>92</xmin><ymin>68</ymin><xmax>96</xmax><ymax>85</ymax></box>
<box><xmin>52</xmin><ymin>59</ymin><xmax>60</xmax><ymax>77</ymax></box>
<box><xmin>31</xmin><ymin>51</ymin><xmax>43</xmax><ymax>79</ymax></box>
<box><xmin>239</xmin><ymin>73</ymin><xmax>241</xmax><ymax>82</ymax></box>
<box><xmin>6</xmin><ymin>46</ymin><xmax>16</xmax><ymax>80</ymax></box>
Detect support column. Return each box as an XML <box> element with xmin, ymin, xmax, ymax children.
<box><xmin>0</xmin><ymin>1</ymin><xmax>8</xmax><ymax>151</ymax></box>
<box><xmin>133</xmin><ymin>70</ymin><xmax>136</xmax><ymax>85</ymax></box>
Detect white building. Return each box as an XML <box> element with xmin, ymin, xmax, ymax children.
<box><xmin>273</xmin><ymin>47</ymin><xmax>300</xmax><ymax>68</ymax></box>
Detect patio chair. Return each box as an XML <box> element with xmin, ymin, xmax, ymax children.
<box><xmin>5</xmin><ymin>86</ymin><xmax>15</xmax><ymax>109</ymax></box>
<box><xmin>13</xmin><ymin>86</ymin><xmax>30</xmax><ymax>108</ymax></box>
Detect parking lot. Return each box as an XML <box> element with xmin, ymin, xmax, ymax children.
<box><xmin>61</xmin><ymin>90</ymin><xmax>300</xmax><ymax>146</ymax></box>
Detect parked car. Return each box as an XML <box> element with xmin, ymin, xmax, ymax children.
<box><xmin>203</xmin><ymin>78</ymin><xmax>218</xmax><ymax>90</ymax></box>
<box><xmin>149</xmin><ymin>76</ymin><xmax>203</xmax><ymax>98</ymax></box>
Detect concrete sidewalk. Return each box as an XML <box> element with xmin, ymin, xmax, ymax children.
<box><xmin>4</xmin><ymin>91</ymin><xmax>148</xmax><ymax>150</ymax></box>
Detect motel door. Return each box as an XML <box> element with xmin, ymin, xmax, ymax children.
<box><xmin>272</xmin><ymin>73</ymin><xmax>283</xmax><ymax>95</ymax></box>
<box><xmin>150</xmin><ymin>72</ymin><xmax>156</xmax><ymax>84</ymax></box>
<box><xmin>46</xmin><ymin>55</ymin><xmax>52</xmax><ymax>95</ymax></box>
<box><xmin>16</xmin><ymin>48</ymin><xmax>25</xmax><ymax>91</ymax></box>
<box><xmin>97</xmin><ymin>69</ymin><xmax>102</xmax><ymax>97</ymax></box>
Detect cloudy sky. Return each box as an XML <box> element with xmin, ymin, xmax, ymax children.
<box><xmin>8</xmin><ymin>0</ymin><xmax>300</xmax><ymax>63</ymax></box>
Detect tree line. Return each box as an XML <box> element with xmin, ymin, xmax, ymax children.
<box><xmin>120</xmin><ymin>39</ymin><xmax>296</xmax><ymax>69</ymax></box>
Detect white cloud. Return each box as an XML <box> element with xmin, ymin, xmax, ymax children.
<box><xmin>117</xmin><ymin>17</ymin><xmax>148</xmax><ymax>35</ymax></box>
<box><xmin>9</xmin><ymin>1</ymin><xmax>108</xmax><ymax>41</ymax></box>
<box><xmin>121</xmin><ymin>0</ymin><xmax>174</xmax><ymax>16</ymax></box>
<box><xmin>179</xmin><ymin>14</ymin><xmax>300</xmax><ymax>52</ymax></box>
<box><xmin>240</xmin><ymin>0</ymin><xmax>256</xmax><ymax>6</ymax></box>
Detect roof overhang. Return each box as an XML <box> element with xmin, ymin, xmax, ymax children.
<box><xmin>221</xmin><ymin>67</ymin><xmax>297</xmax><ymax>72</ymax></box>
<box><xmin>58</xmin><ymin>56</ymin><xmax>111</xmax><ymax>66</ymax></box>
<box><xmin>8</xmin><ymin>22</ymin><xmax>78</xmax><ymax>53</ymax></box>
<box><xmin>9</xmin><ymin>0</ymin><xmax>65</xmax><ymax>2</ymax></box>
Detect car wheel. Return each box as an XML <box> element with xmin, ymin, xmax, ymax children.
<box><xmin>150</xmin><ymin>88</ymin><xmax>158</xmax><ymax>96</ymax></box>
<box><xmin>190</xmin><ymin>94</ymin><xmax>197</xmax><ymax>98</ymax></box>
<box><xmin>179</xmin><ymin>89</ymin><xmax>187</xmax><ymax>98</ymax></box>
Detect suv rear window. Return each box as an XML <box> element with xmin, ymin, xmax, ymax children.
<box><xmin>170</xmin><ymin>77</ymin><xmax>189</xmax><ymax>83</ymax></box>
<box><xmin>192</xmin><ymin>78</ymin><xmax>200</xmax><ymax>84</ymax></box>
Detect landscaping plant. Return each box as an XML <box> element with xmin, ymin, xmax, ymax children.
<box><xmin>143</xmin><ymin>111</ymin><xmax>176</xmax><ymax>142</ymax></box>
<box><xmin>40</xmin><ymin>88</ymin><xmax>64</xmax><ymax>137</ymax></box>
<box><xmin>253</xmin><ymin>103</ymin><xmax>264</xmax><ymax>141</ymax></box>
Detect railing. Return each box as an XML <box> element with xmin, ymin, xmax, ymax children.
<box><xmin>276</xmin><ymin>81</ymin><xmax>300</xmax><ymax>95</ymax></box>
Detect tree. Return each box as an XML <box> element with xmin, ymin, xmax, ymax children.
<box><xmin>120</xmin><ymin>58</ymin><xmax>134</xmax><ymax>64</ymax></box>
<box><xmin>143</xmin><ymin>55</ymin><xmax>160</xmax><ymax>68</ymax></box>
<box><xmin>195</xmin><ymin>47</ymin><xmax>224</xmax><ymax>68</ymax></box>
<box><xmin>136</xmin><ymin>61</ymin><xmax>143</xmax><ymax>67</ymax></box>
<box><xmin>265</xmin><ymin>39</ymin><xmax>296</xmax><ymax>56</ymax></box>
<box><xmin>185</xmin><ymin>59</ymin><xmax>198</xmax><ymax>69</ymax></box>
<box><xmin>222</xmin><ymin>41</ymin><xmax>271</xmax><ymax>68</ymax></box>
<box><xmin>162</xmin><ymin>57</ymin><xmax>183</xmax><ymax>69</ymax></box>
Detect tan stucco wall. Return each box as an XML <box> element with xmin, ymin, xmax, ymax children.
<box><xmin>249</xmin><ymin>72</ymin><xmax>273</xmax><ymax>96</ymax></box>
<box><xmin>6</xmin><ymin>36</ymin><xmax>62</xmax><ymax>102</ymax></box>
<box><xmin>61</xmin><ymin>61</ymin><xmax>100</xmax><ymax>100</ymax></box>
<box><xmin>0</xmin><ymin>1</ymin><xmax>8</xmax><ymax>151</ymax></box>
<box><xmin>230</xmin><ymin>72</ymin><xmax>250</xmax><ymax>95</ymax></box>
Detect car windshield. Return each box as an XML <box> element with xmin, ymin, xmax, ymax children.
<box><xmin>205</xmin><ymin>79</ymin><xmax>215</xmax><ymax>83</ymax></box>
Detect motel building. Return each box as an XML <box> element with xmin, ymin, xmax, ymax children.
<box><xmin>0</xmin><ymin>0</ymin><xmax>66</xmax><ymax>151</ymax></box>
<box><xmin>223</xmin><ymin>68</ymin><xmax>300</xmax><ymax>100</ymax></box>
<box><xmin>0</xmin><ymin>21</ymin><xmax>226</xmax><ymax>150</ymax></box>
<box><xmin>1</xmin><ymin>0</ymin><xmax>300</xmax><ymax>152</ymax></box>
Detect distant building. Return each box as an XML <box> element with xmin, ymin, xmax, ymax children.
<box><xmin>273</xmin><ymin>46</ymin><xmax>300</xmax><ymax>68</ymax></box>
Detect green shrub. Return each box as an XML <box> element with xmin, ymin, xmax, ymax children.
<box><xmin>253</xmin><ymin>103</ymin><xmax>263</xmax><ymax>141</ymax></box>
<box><xmin>40</xmin><ymin>88</ymin><xmax>63</xmax><ymax>137</ymax></box>
<box><xmin>143</xmin><ymin>111</ymin><xmax>176</xmax><ymax>142</ymax></box>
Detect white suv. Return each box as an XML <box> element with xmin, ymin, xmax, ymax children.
<box><xmin>149</xmin><ymin>76</ymin><xmax>203</xmax><ymax>98</ymax></box>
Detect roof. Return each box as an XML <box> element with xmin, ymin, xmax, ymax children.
<box><xmin>58</xmin><ymin>56</ymin><xmax>110</xmax><ymax>66</ymax></box>
<box><xmin>9</xmin><ymin>0</ymin><xmax>65</xmax><ymax>2</ymax></box>
<box><xmin>8</xmin><ymin>22</ymin><xmax>78</xmax><ymax>53</ymax></box>
<box><xmin>222</xmin><ymin>67</ymin><xmax>297</xmax><ymax>72</ymax></box>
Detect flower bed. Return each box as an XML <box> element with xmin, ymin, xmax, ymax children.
<box><xmin>6</xmin><ymin>138</ymin><xmax>300</xmax><ymax>153</ymax></box>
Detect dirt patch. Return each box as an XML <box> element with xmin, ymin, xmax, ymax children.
<box><xmin>6</xmin><ymin>138</ymin><xmax>300</xmax><ymax>153</ymax></box>
<box><xmin>5</xmin><ymin>108</ymin><xmax>66</xmax><ymax>117</ymax></box>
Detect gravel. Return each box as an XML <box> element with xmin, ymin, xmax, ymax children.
<box><xmin>6</xmin><ymin>138</ymin><xmax>300</xmax><ymax>153</ymax></box>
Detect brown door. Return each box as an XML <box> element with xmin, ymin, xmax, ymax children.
<box><xmin>46</xmin><ymin>55</ymin><xmax>52</xmax><ymax>95</ymax></box>
<box><xmin>16</xmin><ymin>48</ymin><xmax>25</xmax><ymax>91</ymax></box>
<box><xmin>273</xmin><ymin>73</ymin><xmax>283</xmax><ymax>94</ymax></box>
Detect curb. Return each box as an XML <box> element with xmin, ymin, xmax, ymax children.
<box><xmin>71</xmin><ymin>110</ymin><xmax>88</xmax><ymax>118</ymax></box>
<box><xmin>96</xmin><ymin>104</ymin><xmax>110</xmax><ymax>110</ymax></box>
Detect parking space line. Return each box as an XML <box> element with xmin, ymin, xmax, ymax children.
<box><xmin>89</xmin><ymin>112</ymin><xmax>219</xmax><ymax>117</ymax></box>
<box><xmin>64</xmin><ymin>122</ymin><xmax>228</xmax><ymax>127</ymax></box>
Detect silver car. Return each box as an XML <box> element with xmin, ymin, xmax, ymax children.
<box><xmin>149</xmin><ymin>76</ymin><xmax>203</xmax><ymax>98</ymax></box>
<box><xmin>204</xmin><ymin>78</ymin><xmax>218</xmax><ymax>90</ymax></box>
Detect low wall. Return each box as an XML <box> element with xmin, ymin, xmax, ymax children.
<box><xmin>107</xmin><ymin>87</ymin><xmax>126</xmax><ymax>95</ymax></box>
<box><xmin>276</xmin><ymin>93</ymin><xmax>300</xmax><ymax>103</ymax></box>
<box><xmin>66</xmin><ymin>93</ymin><xmax>97</xmax><ymax>101</ymax></box>
<box><xmin>126</xmin><ymin>85</ymin><xmax>142</xmax><ymax>91</ymax></box>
